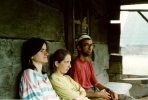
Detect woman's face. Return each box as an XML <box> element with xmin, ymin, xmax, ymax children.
<box><xmin>56</xmin><ymin>54</ymin><xmax>71</xmax><ymax>75</ymax></box>
<box><xmin>31</xmin><ymin>43</ymin><xmax>49</xmax><ymax>64</ymax></box>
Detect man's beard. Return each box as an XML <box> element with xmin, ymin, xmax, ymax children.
<box><xmin>81</xmin><ymin>52</ymin><xmax>91</xmax><ymax>57</ymax></box>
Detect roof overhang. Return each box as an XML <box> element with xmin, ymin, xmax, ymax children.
<box><xmin>121</xmin><ymin>0</ymin><xmax>148</xmax><ymax>5</ymax></box>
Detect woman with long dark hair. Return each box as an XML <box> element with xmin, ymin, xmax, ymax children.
<box><xmin>19</xmin><ymin>38</ymin><xmax>59</xmax><ymax>100</ymax></box>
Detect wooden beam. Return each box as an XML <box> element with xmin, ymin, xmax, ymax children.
<box><xmin>121</xmin><ymin>9</ymin><xmax>148</xmax><ymax>11</ymax></box>
<box><xmin>137</xmin><ymin>11</ymin><xmax>148</xmax><ymax>23</ymax></box>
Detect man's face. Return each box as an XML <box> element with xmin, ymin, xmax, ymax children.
<box><xmin>78</xmin><ymin>39</ymin><xmax>93</xmax><ymax>57</ymax></box>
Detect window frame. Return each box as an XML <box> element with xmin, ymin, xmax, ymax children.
<box><xmin>65</xmin><ymin>0</ymin><xmax>90</xmax><ymax>59</ymax></box>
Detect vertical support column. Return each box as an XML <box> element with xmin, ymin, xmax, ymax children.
<box><xmin>64</xmin><ymin>0</ymin><xmax>74</xmax><ymax>54</ymax></box>
<box><xmin>108</xmin><ymin>54</ymin><xmax>123</xmax><ymax>81</ymax></box>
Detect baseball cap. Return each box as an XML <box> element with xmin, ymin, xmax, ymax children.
<box><xmin>76</xmin><ymin>34</ymin><xmax>91</xmax><ymax>45</ymax></box>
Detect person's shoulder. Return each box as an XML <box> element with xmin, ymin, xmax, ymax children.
<box><xmin>71</xmin><ymin>57</ymin><xmax>77</xmax><ymax>62</ymax></box>
<box><xmin>21</xmin><ymin>69</ymin><xmax>37</xmax><ymax>83</ymax></box>
<box><xmin>70</xmin><ymin>58</ymin><xmax>82</xmax><ymax>70</ymax></box>
<box><xmin>64</xmin><ymin>75</ymin><xmax>73</xmax><ymax>81</ymax></box>
<box><xmin>86</xmin><ymin>59</ymin><xmax>92</xmax><ymax>63</ymax></box>
<box><xmin>65</xmin><ymin>75</ymin><xmax>71</xmax><ymax>78</ymax></box>
<box><xmin>50</xmin><ymin>73</ymin><xmax>61</xmax><ymax>80</ymax></box>
<box><xmin>23</xmin><ymin>69</ymin><xmax>34</xmax><ymax>74</ymax></box>
<box><xmin>71</xmin><ymin>56</ymin><xmax>80</xmax><ymax>64</ymax></box>
<box><xmin>50</xmin><ymin>73</ymin><xmax>56</xmax><ymax>79</ymax></box>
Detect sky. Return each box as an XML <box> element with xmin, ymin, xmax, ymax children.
<box><xmin>120</xmin><ymin>4</ymin><xmax>148</xmax><ymax>46</ymax></box>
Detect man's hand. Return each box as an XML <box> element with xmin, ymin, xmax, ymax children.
<box><xmin>97</xmin><ymin>89</ymin><xmax>111</xmax><ymax>100</ymax></box>
<box><xmin>110</xmin><ymin>91</ymin><xmax>118</xmax><ymax>100</ymax></box>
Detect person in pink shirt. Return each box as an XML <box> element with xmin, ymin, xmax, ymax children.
<box><xmin>19</xmin><ymin>38</ymin><xmax>59</xmax><ymax>100</ymax></box>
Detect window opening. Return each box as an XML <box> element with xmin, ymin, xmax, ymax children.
<box><xmin>120</xmin><ymin>4</ymin><xmax>148</xmax><ymax>76</ymax></box>
<box><xmin>73</xmin><ymin>0</ymin><xmax>89</xmax><ymax>49</ymax></box>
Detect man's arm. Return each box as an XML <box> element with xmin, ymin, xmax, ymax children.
<box><xmin>95</xmin><ymin>82</ymin><xmax>109</xmax><ymax>90</ymax></box>
<box><xmin>86</xmin><ymin>91</ymin><xmax>101</xmax><ymax>98</ymax></box>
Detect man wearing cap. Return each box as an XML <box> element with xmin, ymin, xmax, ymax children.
<box><xmin>69</xmin><ymin>34</ymin><xmax>135</xmax><ymax>100</ymax></box>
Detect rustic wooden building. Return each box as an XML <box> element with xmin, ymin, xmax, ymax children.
<box><xmin>0</xmin><ymin>0</ymin><xmax>148</xmax><ymax>99</ymax></box>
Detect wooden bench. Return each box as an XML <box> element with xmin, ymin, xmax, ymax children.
<box><xmin>104</xmin><ymin>82</ymin><xmax>132</xmax><ymax>95</ymax></box>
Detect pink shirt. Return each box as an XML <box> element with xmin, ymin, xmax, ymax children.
<box><xmin>69</xmin><ymin>57</ymin><xmax>98</xmax><ymax>90</ymax></box>
<box><xmin>19</xmin><ymin>69</ymin><xmax>59</xmax><ymax>100</ymax></box>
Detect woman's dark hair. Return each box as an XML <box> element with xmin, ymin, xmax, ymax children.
<box><xmin>21</xmin><ymin>37</ymin><xmax>48</xmax><ymax>71</ymax></box>
<box><xmin>50</xmin><ymin>48</ymin><xmax>71</xmax><ymax>75</ymax></box>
